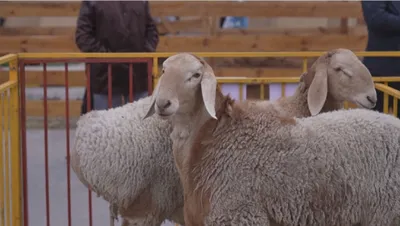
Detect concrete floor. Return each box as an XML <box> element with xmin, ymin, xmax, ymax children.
<box><xmin>24</xmin><ymin>129</ymin><xmax>176</xmax><ymax>226</ymax></box>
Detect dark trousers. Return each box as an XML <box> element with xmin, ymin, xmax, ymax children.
<box><xmin>80</xmin><ymin>88</ymin><xmax>148</xmax><ymax>114</ymax></box>
<box><xmin>374</xmin><ymin>79</ymin><xmax>400</xmax><ymax>117</ymax></box>
<box><xmin>80</xmin><ymin>88</ymin><xmax>94</xmax><ymax>115</ymax></box>
<box><xmin>92</xmin><ymin>91</ymin><xmax>148</xmax><ymax>110</ymax></box>
<box><xmin>220</xmin><ymin>17</ymin><xmax>226</xmax><ymax>28</ymax></box>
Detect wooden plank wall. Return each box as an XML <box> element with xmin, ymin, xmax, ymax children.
<box><xmin>0</xmin><ymin>1</ymin><xmax>367</xmax><ymax>53</ymax></box>
<box><xmin>0</xmin><ymin>1</ymin><xmax>365</xmax><ymax>117</ymax></box>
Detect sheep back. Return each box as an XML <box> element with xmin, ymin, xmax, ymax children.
<box><xmin>192</xmin><ymin>105</ymin><xmax>400</xmax><ymax>226</ymax></box>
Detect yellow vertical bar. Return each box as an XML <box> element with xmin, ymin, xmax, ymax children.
<box><xmin>301</xmin><ymin>57</ymin><xmax>307</xmax><ymax>105</ymax></box>
<box><xmin>3</xmin><ymin>90</ymin><xmax>10</xmax><ymax>226</ymax></box>
<box><xmin>344</xmin><ymin>101</ymin><xmax>349</xmax><ymax>109</ymax></box>
<box><xmin>302</xmin><ymin>58</ymin><xmax>308</xmax><ymax>73</ymax></box>
<box><xmin>239</xmin><ymin>84</ymin><xmax>243</xmax><ymax>101</ymax></box>
<box><xmin>0</xmin><ymin>93</ymin><xmax>4</xmax><ymax>226</ymax></box>
<box><xmin>393</xmin><ymin>98</ymin><xmax>398</xmax><ymax>117</ymax></box>
<box><xmin>281</xmin><ymin>83</ymin><xmax>286</xmax><ymax>98</ymax></box>
<box><xmin>9</xmin><ymin>58</ymin><xmax>21</xmax><ymax>226</ymax></box>
<box><xmin>259</xmin><ymin>83</ymin><xmax>265</xmax><ymax>100</ymax></box>
<box><xmin>152</xmin><ymin>56</ymin><xmax>159</xmax><ymax>90</ymax></box>
<box><xmin>383</xmin><ymin>82</ymin><xmax>389</xmax><ymax>113</ymax></box>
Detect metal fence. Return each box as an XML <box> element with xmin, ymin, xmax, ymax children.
<box><xmin>0</xmin><ymin>54</ymin><xmax>22</xmax><ymax>226</ymax></box>
<box><xmin>1</xmin><ymin>51</ymin><xmax>400</xmax><ymax>226</ymax></box>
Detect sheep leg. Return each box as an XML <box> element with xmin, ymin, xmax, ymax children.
<box><xmin>109</xmin><ymin>215</ymin><xmax>115</xmax><ymax>226</ymax></box>
<box><xmin>119</xmin><ymin>214</ymin><xmax>165</xmax><ymax>226</ymax></box>
<box><xmin>109</xmin><ymin>203</ymin><xmax>119</xmax><ymax>221</ymax></box>
<box><xmin>121</xmin><ymin>218</ymin><xmax>130</xmax><ymax>226</ymax></box>
<box><xmin>205</xmin><ymin>204</ymin><xmax>273</xmax><ymax>226</ymax></box>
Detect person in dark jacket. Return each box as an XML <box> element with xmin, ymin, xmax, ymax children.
<box><xmin>361</xmin><ymin>1</ymin><xmax>400</xmax><ymax>116</ymax></box>
<box><xmin>75</xmin><ymin>1</ymin><xmax>159</xmax><ymax>112</ymax></box>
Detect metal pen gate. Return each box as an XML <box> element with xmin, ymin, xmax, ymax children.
<box><xmin>18</xmin><ymin>55</ymin><xmax>154</xmax><ymax>226</ymax></box>
<box><xmin>1</xmin><ymin>52</ymin><xmax>400</xmax><ymax>226</ymax></box>
<box><xmin>0</xmin><ymin>54</ymin><xmax>22</xmax><ymax>226</ymax></box>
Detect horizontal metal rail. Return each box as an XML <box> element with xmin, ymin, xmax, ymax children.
<box><xmin>0</xmin><ymin>54</ymin><xmax>17</xmax><ymax>65</ymax></box>
<box><xmin>0</xmin><ymin>81</ymin><xmax>17</xmax><ymax>93</ymax></box>
<box><xmin>375</xmin><ymin>83</ymin><xmax>400</xmax><ymax>99</ymax></box>
<box><xmin>216</xmin><ymin>77</ymin><xmax>400</xmax><ymax>83</ymax></box>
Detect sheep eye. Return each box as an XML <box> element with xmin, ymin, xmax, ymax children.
<box><xmin>334</xmin><ymin>67</ymin><xmax>342</xmax><ymax>72</ymax></box>
<box><xmin>192</xmin><ymin>73</ymin><xmax>201</xmax><ymax>78</ymax></box>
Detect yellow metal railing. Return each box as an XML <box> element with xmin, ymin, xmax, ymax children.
<box><xmin>16</xmin><ymin>51</ymin><xmax>400</xmax><ymax>90</ymax></box>
<box><xmin>213</xmin><ymin>78</ymin><xmax>400</xmax><ymax>113</ymax></box>
<box><xmin>0</xmin><ymin>54</ymin><xmax>22</xmax><ymax>226</ymax></box>
<box><xmin>375</xmin><ymin>83</ymin><xmax>400</xmax><ymax>117</ymax></box>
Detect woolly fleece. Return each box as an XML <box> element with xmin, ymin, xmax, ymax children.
<box><xmin>71</xmin><ymin>96</ymin><xmax>184</xmax><ymax>225</ymax></box>
<box><xmin>191</xmin><ymin>99</ymin><xmax>400</xmax><ymax>226</ymax></box>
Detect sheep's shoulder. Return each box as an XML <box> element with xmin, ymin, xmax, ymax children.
<box><xmin>186</xmin><ymin>98</ymin><xmax>298</xmax><ymax>177</ymax></box>
<box><xmin>232</xmin><ymin>99</ymin><xmax>298</xmax><ymax>127</ymax></box>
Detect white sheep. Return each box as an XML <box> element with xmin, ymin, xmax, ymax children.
<box><xmin>270</xmin><ymin>48</ymin><xmax>377</xmax><ymax>117</ymax></box>
<box><xmin>144</xmin><ymin>52</ymin><xmax>400</xmax><ymax>226</ymax></box>
<box><xmin>70</xmin><ymin>98</ymin><xmax>184</xmax><ymax>226</ymax></box>
<box><xmin>70</xmin><ymin>49</ymin><xmax>377</xmax><ymax>226</ymax></box>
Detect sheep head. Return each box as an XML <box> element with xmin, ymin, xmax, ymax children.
<box><xmin>305</xmin><ymin>48</ymin><xmax>377</xmax><ymax>116</ymax></box>
<box><xmin>143</xmin><ymin>53</ymin><xmax>218</xmax><ymax>120</ymax></box>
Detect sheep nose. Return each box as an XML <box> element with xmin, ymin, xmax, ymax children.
<box><xmin>366</xmin><ymin>95</ymin><xmax>377</xmax><ymax>104</ymax></box>
<box><xmin>163</xmin><ymin>100</ymin><xmax>171</xmax><ymax>109</ymax></box>
<box><xmin>157</xmin><ymin>99</ymin><xmax>171</xmax><ymax>110</ymax></box>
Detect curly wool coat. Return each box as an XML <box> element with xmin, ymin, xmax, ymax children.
<box><xmin>176</xmin><ymin>90</ymin><xmax>400</xmax><ymax>226</ymax></box>
<box><xmin>71</xmin><ymin>96</ymin><xmax>183</xmax><ymax>225</ymax></box>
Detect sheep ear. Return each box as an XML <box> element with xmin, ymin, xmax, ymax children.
<box><xmin>143</xmin><ymin>100</ymin><xmax>156</xmax><ymax>120</ymax></box>
<box><xmin>201</xmin><ymin>64</ymin><xmax>218</xmax><ymax>120</ymax></box>
<box><xmin>143</xmin><ymin>76</ymin><xmax>162</xmax><ymax>120</ymax></box>
<box><xmin>307</xmin><ymin>66</ymin><xmax>328</xmax><ymax>116</ymax></box>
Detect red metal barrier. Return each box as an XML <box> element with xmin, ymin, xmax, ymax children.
<box><xmin>18</xmin><ymin>62</ymin><xmax>28</xmax><ymax>226</ymax></box>
<box><xmin>18</xmin><ymin>57</ymin><xmax>154</xmax><ymax>226</ymax></box>
<box><xmin>65</xmin><ymin>62</ymin><xmax>72</xmax><ymax>226</ymax></box>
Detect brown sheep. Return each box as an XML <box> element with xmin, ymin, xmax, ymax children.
<box><xmin>144</xmin><ymin>52</ymin><xmax>400</xmax><ymax>226</ymax></box>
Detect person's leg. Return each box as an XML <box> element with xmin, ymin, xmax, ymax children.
<box><xmin>123</xmin><ymin>91</ymin><xmax>149</xmax><ymax>104</ymax></box>
<box><xmin>80</xmin><ymin>88</ymin><xmax>95</xmax><ymax>114</ymax></box>
<box><xmin>121</xmin><ymin>91</ymin><xmax>148</xmax><ymax>105</ymax></box>
<box><xmin>220</xmin><ymin>17</ymin><xmax>226</xmax><ymax>28</ymax></box>
<box><xmin>93</xmin><ymin>93</ymin><xmax>124</xmax><ymax>110</ymax></box>
<box><xmin>134</xmin><ymin>91</ymin><xmax>148</xmax><ymax>101</ymax></box>
<box><xmin>80</xmin><ymin>88</ymin><xmax>88</xmax><ymax>115</ymax></box>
